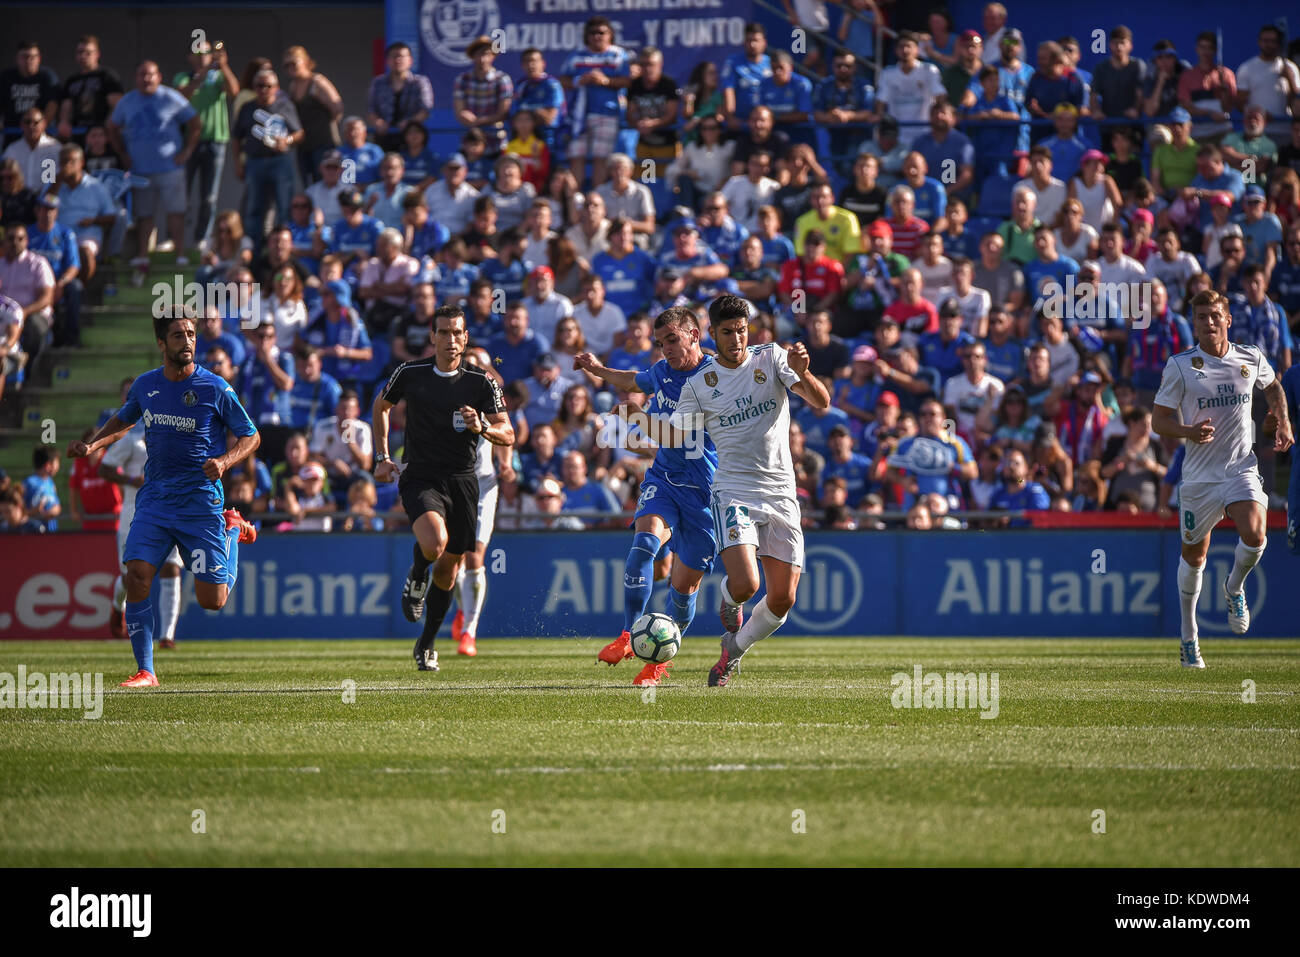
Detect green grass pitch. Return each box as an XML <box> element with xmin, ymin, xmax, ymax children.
<box><xmin>2</xmin><ymin>638</ymin><xmax>1297</xmax><ymax>866</ymax></box>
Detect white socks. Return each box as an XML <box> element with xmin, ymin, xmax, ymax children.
<box><xmin>460</xmin><ymin>566</ymin><xmax>487</xmax><ymax>635</ymax></box>
<box><xmin>720</xmin><ymin>576</ymin><xmax>743</xmax><ymax>609</ymax></box>
<box><xmin>157</xmin><ymin>575</ymin><xmax>181</xmax><ymax>641</ymax></box>
<box><xmin>734</xmin><ymin>597</ymin><xmax>787</xmax><ymax>652</ymax></box>
<box><xmin>1177</xmin><ymin>558</ymin><xmax>1203</xmax><ymax>642</ymax></box>
<box><xmin>1226</xmin><ymin>540</ymin><xmax>1265</xmax><ymax>596</ymax></box>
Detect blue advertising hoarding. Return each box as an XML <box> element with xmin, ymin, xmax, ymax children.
<box><xmin>170</xmin><ymin>530</ymin><xmax>1298</xmax><ymax>639</ymax></box>
<box><xmin>389</xmin><ymin>0</ymin><xmax>757</xmax><ymax>121</ymax></box>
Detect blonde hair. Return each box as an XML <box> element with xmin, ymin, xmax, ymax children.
<box><xmin>283</xmin><ymin>46</ymin><xmax>316</xmax><ymax>72</ymax></box>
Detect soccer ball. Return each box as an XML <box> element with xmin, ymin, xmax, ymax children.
<box><xmin>630</xmin><ymin>613</ymin><xmax>681</xmax><ymax>663</ymax></box>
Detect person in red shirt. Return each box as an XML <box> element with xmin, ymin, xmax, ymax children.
<box><xmin>68</xmin><ymin>428</ymin><xmax>121</xmax><ymax>531</ymax></box>
<box><xmin>884</xmin><ymin>184</ymin><xmax>930</xmax><ymax>260</ymax></box>
<box><xmin>778</xmin><ymin>229</ymin><xmax>844</xmax><ymax>315</ymax></box>
<box><xmin>883</xmin><ymin>267</ymin><xmax>939</xmax><ymax>339</ymax></box>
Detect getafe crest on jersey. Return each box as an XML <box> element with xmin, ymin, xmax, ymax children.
<box><xmin>182</xmin><ymin>390</ymin><xmax>197</xmax><ymax>407</ymax></box>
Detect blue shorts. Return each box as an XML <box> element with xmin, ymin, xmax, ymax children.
<box><xmin>634</xmin><ymin>471</ymin><xmax>715</xmax><ymax>572</ymax></box>
<box><xmin>124</xmin><ymin>508</ymin><xmax>230</xmax><ymax>584</ymax></box>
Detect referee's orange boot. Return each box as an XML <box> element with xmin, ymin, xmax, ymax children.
<box><xmin>119</xmin><ymin>669</ymin><xmax>158</xmax><ymax>688</ymax></box>
<box><xmin>632</xmin><ymin>660</ymin><xmax>671</xmax><ymax>687</ymax></box>
<box><xmin>598</xmin><ymin>630</ymin><xmax>634</xmax><ymax>665</ymax></box>
<box><xmin>223</xmin><ymin>509</ymin><xmax>257</xmax><ymax>544</ymax></box>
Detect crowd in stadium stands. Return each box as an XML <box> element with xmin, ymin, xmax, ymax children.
<box><xmin>2</xmin><ymin>3</ymin><xmax>1299</xmax><ymax>533</ymax></box>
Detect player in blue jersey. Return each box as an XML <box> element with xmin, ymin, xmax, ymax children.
<box><xmin>1283</xmin><ymin>363</ymin><xmax>1300</xmax><ymax>554</ymax></box>
<box><xmin>573</xmin><ymin>306</ymin><xmax>718</xmax><ymax>686</ymax></box>
<box><xmin>67</xmin><ymin>311</ymin><xmax>259</xmax><ymax>687</ymax></box>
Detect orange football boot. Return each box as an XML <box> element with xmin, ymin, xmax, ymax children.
<box><xmin>119</xmin><ymin>670</ymin><xmax>159</xmax><ymax>688</ymax></box>
<box><xmin>223</xmin><ymin>509</ymin><xmax>257</xmax><ymax>544</ymax></box>
<box><xmin>451</xmin><ymin>609</ymin><xmax>465</xmax><ymax>642</ymax></box>
<box><xmin>457</xmin><ymin>632</ymin><xmax>477</xmax><ymax>657</ymax></box>
<box><xmin>632</xmin><ymin>659</ymin><xmax>671</xmax><ymax>686</ymax></box>
<box><xmin>597</xmin><ymin>630</ymin><xmax>634</xmax><ymax>665</ymax></box>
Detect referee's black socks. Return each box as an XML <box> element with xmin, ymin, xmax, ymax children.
<box><xmin>419</xmin><ymin>582</ymin><xmax>455</xmax><ymax>649</ymax></box>
<box><xmin>412</xmin><ymin>541</ymin><xmax>433</xmax><ymax>577</ymax></box>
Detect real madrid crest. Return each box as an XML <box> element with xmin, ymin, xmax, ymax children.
<box><xmin>753</xmin><ymin>368</ymin><xmax>767</xmax><ymax>384</ymax></box>
<box><xmin>182</xmin><ymin>390</ymin><xmax>197</xmax><ymax>407</ymax></box>
<box><xmin>704</xmin><ymin>371</ymin><xmax>718</xmax><ymax>387</ymax></box>
<box><xmin>728</xmin><ymin>528</ymin><xmax>740</xmax><ymax>542</ymax></box>
<box><xmin>1191</xmin><ymin>356</ymin><xmax>1203</xmax><ymax>369</ymax></box>
<box><xmin>1240</xmin><ymin>364</ymin><xmax>1251</xmax><ymax>379</ymax></box>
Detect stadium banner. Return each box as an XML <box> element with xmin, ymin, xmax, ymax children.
<box><xmin>2</xmin><ymin>530</ymin><xmax>1294</xmax><ymax>639</ymax></box>
<box><xmin>394</xmin><ymin>0</ymin><xmax>756</xmax><ymax>113</ymax></box>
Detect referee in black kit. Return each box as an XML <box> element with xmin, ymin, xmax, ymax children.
<box><xmin>373</xmin><ymin>305</ymin><xmax>514</xmax><ymax>671</ymax></box>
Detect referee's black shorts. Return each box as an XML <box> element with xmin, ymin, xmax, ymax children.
<box><xmin>399</xmin><ymin>471</ymin><xmax>479</xmax><ymax>555</ymax></box>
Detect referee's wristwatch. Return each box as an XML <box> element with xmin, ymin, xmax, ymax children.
<box><xmin>374</xmin><ymin>453</ymin><xmax>390</xmax><ymax>467</ymax></box>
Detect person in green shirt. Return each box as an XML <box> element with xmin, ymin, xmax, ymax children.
<box><xmin>1151</xmin><ymin>107</ymin><xmax>1200</xmax><ymax>197</ymax></box>
<box><xmin>1220</xmin><ymin>105</ymin><xmax>1278</xmax><ymax>188</ymax></box>
<box><xmin>172</xmin><ymin>40</ymin><xmax>239</xmax><ymax>250</ymax></box>
<box><xmin>996</xmin><ymin>187</ymin><xmax>1041</xmax><ymax>265</ymax></box>
<box><xmin>942</xmin><ymin>30</ymin><xmax>984</xmax><ymax>107</ymax></box>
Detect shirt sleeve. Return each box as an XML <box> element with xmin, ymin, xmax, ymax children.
<box><xmin>117</xmin><ymin>377</ymin><xmax>143</xmax><ymax>424</ymax></box>
<box><xmin>479</xmin><ymin>373</ymin><xmax>507</xmax><ymax>415</ymax></box>
<box><xmin>216</xmin><ymin>381</ymin><xmax>258</xmax><ymax>437</ymax></box>
<box><xmin>773</xmin><ymin>344</ymin><xmax>802</xmax><ymax>389</ymax></box>
<box><xmin>1153</xmin><ymin>355</ymin><xmax>1185</xmax><ymax>409</ymax></box>
<box><xmin>379</xmin><ymin>362</ymin><xmax>408</xmax><ymax>405</ymax></box>
<box><xmin>1254</xmin><ymin>344</ymin><xmax>1277</xmax><ymax>389</ymax></box>
<box><xmin>633</xmin><ymin>365</ymin><xmax>657</xmax><ymax>394</ymax></box>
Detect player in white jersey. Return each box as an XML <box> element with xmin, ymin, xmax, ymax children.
<box><xmin>1152</xmin><ymin>290</ymin><xmax>1293</xmax><ymax>668</ymax></box>
<box><xmin>99</xmin><ymin>422</ymin><xmax>185</xmax><ymax>648</ymax></box>
<box><xmin>445</xmin><ymin>348</ymin><xmax>511</xmax><ymax>657</ymax></box>
<box><xmin>671</xmin><ymin>295</ymin><xmax>831</xmax><ymax>685</ymax></box>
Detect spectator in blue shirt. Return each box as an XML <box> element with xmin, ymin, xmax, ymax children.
<box><xmin>1189</xmin><ymin>145</ymin><xmax>1245</xmax><ymax>230</ymax></box>
<box><xmin>964</xmin><ymin>64</ymin><xmax>1022</xmax><ymax>184</ymax></box>
<box><xmin>722</xmin><ymin>22</ymin><xmax>772</xmax><ymax>134</ymax></box>
<box><xmin>918</xmin><ymin>299</ymin><xmax>977</xmax><ymax>384</ymax></box>
<box><xmin>900</xmin><ymin>151</ymin><xmax>947</xmax><ymax>229</ymax></box>
<box><xmin>338</xmin><ymin>116</ymin><xmax>384</xmax><ymax>186</ymax></box>
<box><xmin>591</xmin><ymin>216</ymin><xmax>657</xmax><ymax>316</ymax></box>
<box><xmin>322</xmin><ymin>188</ymin><xmax>382</xmax><ymax>287</ymax></box>
<box><xmin>241</xmin><ymin>322</ymin><xmax>295</xmax><ymax>425</ymax></box>
<box><xmin>698</xmin><ymin>193</ymin><xmax>750</xmax><ymax>263</ymax></box>
<box><xmin>107</xmin><ymin>60</ymin><xmax>199</xmax><ymax>269</ymax></box>
<box><xmin>887</xmin><ymin>397</ymin><xmax>978</xmax><ymax>508</ymax></box>
<box><xmin>795</xmin><ymin>401</ymin><xmax>853</xmax><ymax>459</ymax></box>
<box><xmin>560</xmin><ymin>15</ymin><xmax>636</xmax><ymax>188</ymax></box>
<box><xmin>1022</xmin><ymin>225</ymin><xmax>1080</xmax><ymax>305</ymax></box>
<box><xmin>28</xmin><ymin>193</ymin><xmax>82</xmax><ymax>347</ymax></box>
<box><xmin>1232</xmin><ymin>264</ymin><xmax>1293</xmax><ymax>371</ymax></box>
<box><xmin>813</xmin><ymin>51</ymin><xmax>876</xmax><ymax>176</ymax></box>
<box><xmin>22</xmin><ymin>447</ymin><xmax>61</xmax><ymax>532</ymax></box>
<box><xmin>286</xmin><ymin>346</ymin><xmax>343</xmax><ymax>430</ymax></box>
<box><xmin>1038</xmin><ymin>103</ymin><xmax>1091</xmax><ymax>181</ymax></box>
<box><xmin>820</xmin><ymin>425</ymin><xmax>874</xmax><ymax>506</ymax></box>
<box><xmin>559</xmin><ymin>449</ymin><xmax>620</xmax><ymax>524</ymax></box>
<box><xmin>301</xmin><ymin>280</ymin><xmax>372</xmax><ymax>390</ymax></box>
<box><xmin>490</xmin><ymin>301</ymin><xmax>550</xmax><ymax>386</ymax></box>
<box><xmin>1024</xmin><ymin>43</ymin><xmax>1086</xmax><ymax>135</ymax></box>
<box><xmin>912</xmin><ymin>100</ymin><xmax>976</xmax><ymax>199</ymax></box>
<box><xmin>521</xmin><ymin>352</ymin><xmax>578</xmax><ymax>430</ymax></box>
<box><xmin>514</xmin><ymin>48</ymin><xmax>566</xmax><ymax>155</ymax></box>
<box><xmin>1238</xmin><ymin>186</ymin><xmax>1283</xmax><ymax>273</ymax></box>
<box><xmin>758</xmin><ymin>50</ymin><xmax>813</xmax><ymax>146</ymax></box>
<box><xmin>1270</xmin><ymin>224</ymin><xmax>1300</xmax><ymax>322</ymax></box>
<box><xmin>53</xmin><ymin>144</ymin><xmax>117</xmax><ymax>279</ymax></box>
<box><xmin>196</xmin><ymin>307</ymin><xmax>246</xmax><ymax>368</ymax></box>
<box><xmin>990</xmin><ymin>447</ymin><xmax>1050</xmax><ymax>524</ymax></box>
<box><xmin>606</xmin><ymin>313</ymin><xmax>654</xmax><ymax>372</ymax></box>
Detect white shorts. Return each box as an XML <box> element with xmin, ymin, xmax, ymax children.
<box><xmin>568</xmin><ymin>114</ymin><xmax>619</xmax><ymax>160</ymax></box>
<box><xmin>118</xmin><ymin>503</ymin><xmax>183</xmax><ymax>568</ymax></box>
<box><xmin>711</xmin><ymin>489</ymin><xmax>804</xmax><ymax>568</ymax></box>
<box><xmin>475</xmin><ymin>480</ymin><xmax>499</xmax><ymax>546</ymax></box>
<box><xmin>1178</xmin><ymin>472</ymin><xmax>1268</xmax><ymax>544</ymax></box>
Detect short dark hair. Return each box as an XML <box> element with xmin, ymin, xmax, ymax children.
<box><xmin>708</xmin><ymin>294</ymin><xmax>750</xmax><ymax>327</ymax></box>
<box><xmin>153</xmin><ymin>312</ymin><xmax>194</xmax><ymax>344</ymax></box>
<box><xmin>434</xmin><ymin>304</ymin><xmax>466</xmax><ymax>327</ymax></box>
<box><xmin>521</xmin><ymin>47</ymin><xmax>542</xmax><ymax>60</ymax></box>
<box><xmin>978</xmin><ymin>64</ymin><xmax>999</xmax><ymax>82</ymax></box>
<box><xmin>654</xmin><ymin>306</ymin><xmax>699</xmax><ymax>333</ymax></box>
<box><xmin>744</xmin><ymin>21</ymin><xmax>765</xmax><ymax>36</ymax></box>
<box><xmin>1242</xmin><ymin>262</ymin><xmax>1267</xmax><ymax>282</ymax></box>
<box><xmin>469</xmin><ymin>278</ymin><xmax>494</xmax><ymax>297</ymax></box>
<box><xmin>585</xmin><ymin>15</ymin><xmax>612</xmax><ymax>34</ymax></box>
<box><xmin>32</xmin><ymin>447</ymin><xmax>56</xmax><ymax>470</ymax></box>
<box><xmin>385</xmin><ymin>42</ymin><xmax>411</xmax><ymax>57</ymax></box>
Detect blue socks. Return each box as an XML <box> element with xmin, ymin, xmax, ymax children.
<box><xmin>623</xmin><ymin>531</ymin><xmax>660</xmax><ymax>632</ymax></box>
<box><xmin>124</xmin><ymin>599</ymin><xmax>154</xmax><ymax>674</ymax></box>
<box><xmin>225</xmin><ymin>525</ymin><xmax>240</xmax><ymax>588</ymax></box>
<box><xmin>670</xmin><ymin>586</ymin><xmax>697</xmax><ymax>635</ymax></box>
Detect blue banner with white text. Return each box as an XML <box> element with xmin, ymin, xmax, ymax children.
<box><xmin>171</xmin><ymin>530</ymin><xmax>1299</xmax><ymax>639</ymax></box>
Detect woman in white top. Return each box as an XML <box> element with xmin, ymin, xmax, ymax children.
<box><xmin>1053</xmin><ymin>198</ymin><xmax>1099</xmax><ymax>261</ymax></box>
<box><xmin>911</xmin><ymin>232</ymin><xmax>953</xmax><ymax>303</ymax></box>
<box><xmin>667</xmin><ymin>118</ymin><xmax>734</xmax><ymax>209</ymax></box>
<box><xmin>1068</xmin><ymin>150</ymin><xmax>1122</xmax><ymax>232</ymax></box>
<box><xmin>264</xmin><ymin>267</ymin><xmax>309</xmax><ymax>350</ymax></box>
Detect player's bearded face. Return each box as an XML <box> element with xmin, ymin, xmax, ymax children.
<box><xmin>163</xmin><ymin>323</ymin><xmax>196</xmax><ymax>365</ymax></box>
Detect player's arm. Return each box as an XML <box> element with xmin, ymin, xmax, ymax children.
<box><xmin>1262</xmin><ymin>378</ymin><xmax>1295</xmax><ymax>452</ymax></box>
<box><xmin>571</xmin><ymin>352</ymin><xmax>641</xmax><ymax>392</ymax></box>
<box><xmin>1151</xmin><ymin>404</ymin><xmax>1214</xmax><ymax>443</ymax></box>
<box><xmin>206</xmin><ymin>430</ymin><xmax>260</xmax><ymax>482</ymax></box>
<box><xmin>461</xmin><ymin>407</ymin><xmax>514</xmax><ymax>447</ymax></box>
<box><xmin>786</xmin><ymin>343</ymin><xmax>831</xmax><ymax>409</ymax></box>
<box><xmin>68</xmin><ymin>415</ymin><xmax>134</xmax><ymax>459</ymax></box>
<box><xmin>372</xmin><ymin>393</ymin><xmax>400</xmax><ymax>482</ymax></box>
